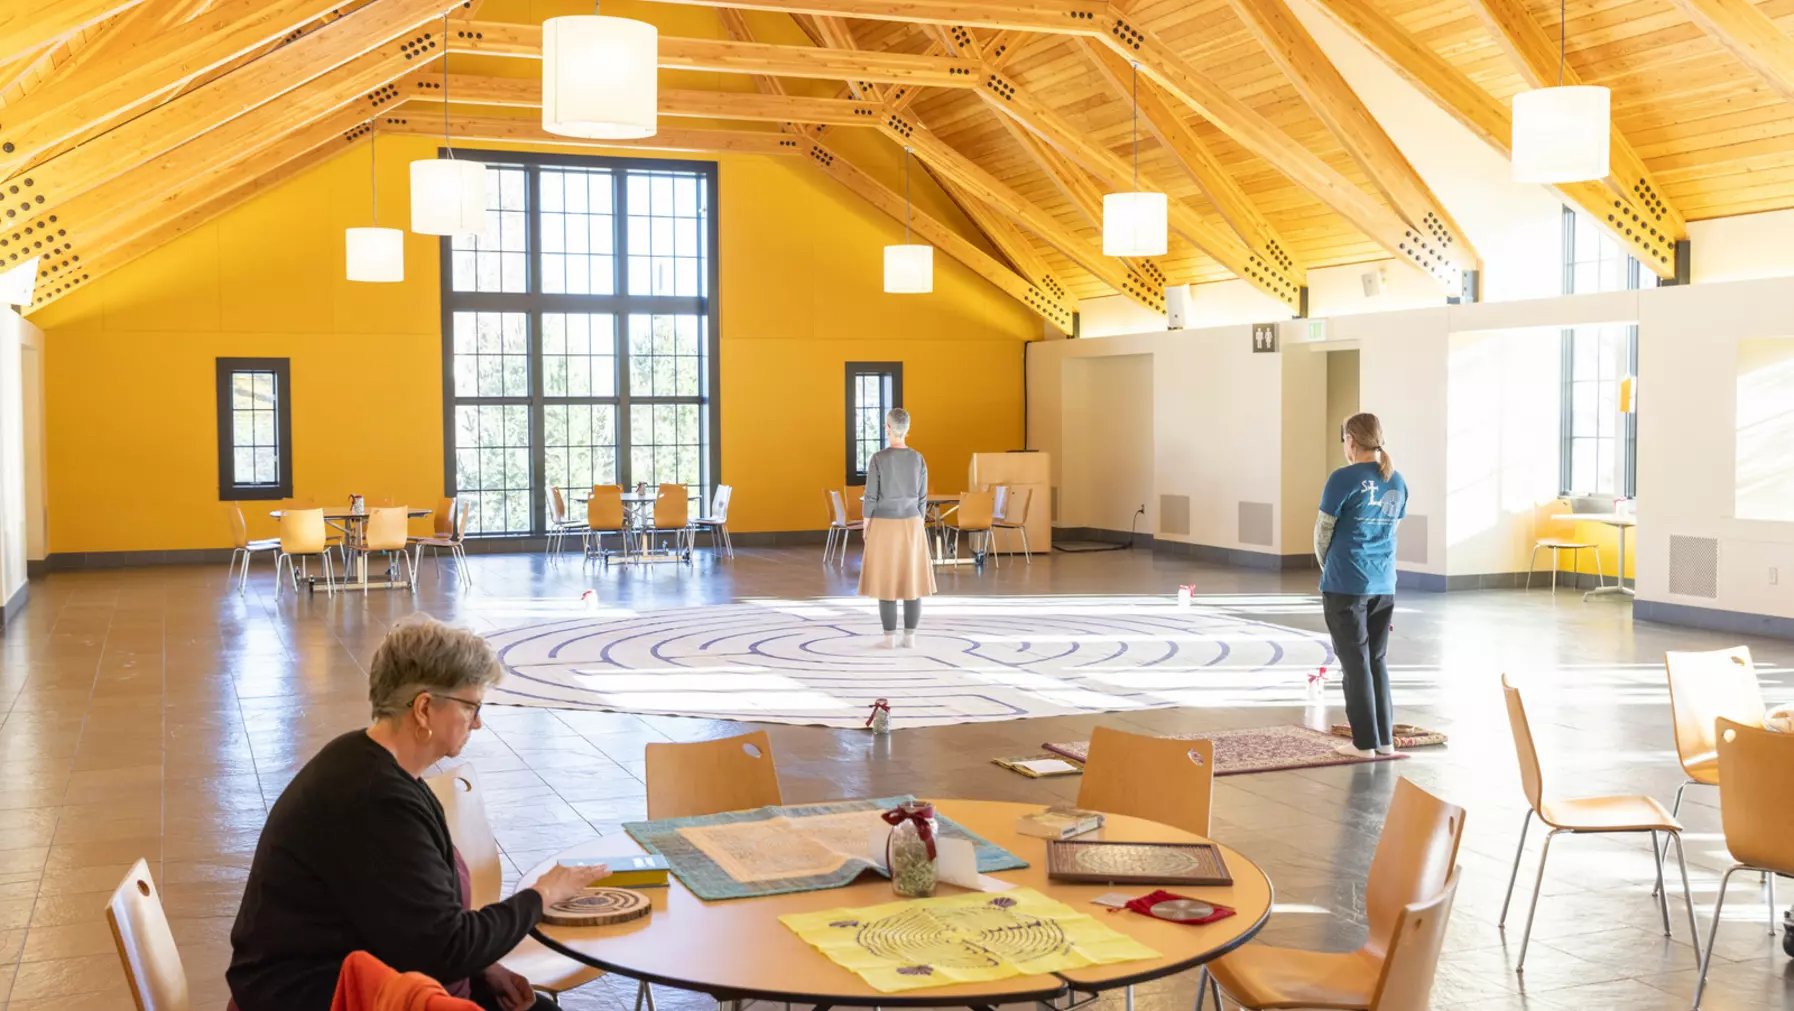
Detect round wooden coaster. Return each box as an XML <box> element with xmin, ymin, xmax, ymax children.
<box><xmin>542</xmin><ymin>887</ymin><xmax>652</xmax><ymax>927</ymax></box>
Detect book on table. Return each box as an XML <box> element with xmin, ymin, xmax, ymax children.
<box><xmin>561</xmin><ymin>853</ymin><xmax>671</xmax><ymax>888</ymax></box>
<box><xmin>1016</xmin><ymin>806</ymin><xmax>1106</xmax><ymax>840</ymax></box>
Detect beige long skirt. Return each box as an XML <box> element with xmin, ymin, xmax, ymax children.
<box><xmin>858</xmin><ymin>516</ymin><xmax>938</xmax><ymax>600</ymax></box>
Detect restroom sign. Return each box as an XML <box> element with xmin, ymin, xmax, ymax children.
<box><xmin>1251</xmin><ymin>323</ymin><xmax>1279</xmax><ymax>353</ymax></box>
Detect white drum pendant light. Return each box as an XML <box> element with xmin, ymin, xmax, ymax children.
<box><xmin>1511</xmin><ymin>0</ymin><xmax>1609</xmax><ymax>183</ymax></box>
<box><xmin>347</xmin><ymin>122</ymin><xmax>404</xmax><ymax>282</ymax></box>
<box><xmin>884</xmin><ymin>147</ymin><xmax>933</xmax><ymax>294</ymax></box>
<box><xmin>543</xmin><ymin>9</ymin><xmax>658</xmax><ymax>139</ymax></box>
<box><xmin>411</xmin><ymin>16</ymin><xmax>488</xmax><ymax>237</ymax></box>
<box><xmin>1103</xmin><ymin>61</ymin><xmax>1168</xmax><ymax>258</ymax></box>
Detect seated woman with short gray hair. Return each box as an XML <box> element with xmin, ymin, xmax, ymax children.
<box><xmin>228</xmin><ymin>616</ymin><xmax>592</xmax><ymax>1011</ymax></box>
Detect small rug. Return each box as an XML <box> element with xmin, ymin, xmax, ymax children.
<box><xmin>1041</xmin><ymin>725</ymin><xmax>1408</xmax><ymax>775</ymax></box>
<box><xmin>1329</xmin><ymin>723</ymin><xmax>1448</xmax><ymax>748</ymax></box>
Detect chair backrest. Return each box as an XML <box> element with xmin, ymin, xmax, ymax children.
<box><xmin>1368</xmin><ymin>868</ymin><xmax>1460</xmax><ymax>1011</ymax></box>
<box><xmin>1500</xmin><ymin>675</ymin><xmax>1545</xmax><ymax>813</ymax></box>
<box><xmin>1715</xmin><ymin>717</ymin><xmax>1794</xmax><ymax>872</ymax></box>
<box><xmin>550</xmin><ymin>487</ymin><xmax>568</xmax><ymax>525</ymax></box>
<box><xmin>844</xmin><ymin>485</ymin><xmax>865</xmax><ymax>522</ymax></box>
<box><xmin>829</xmin><ymin>489</ymin><xmax>850</xmax><ymax>526</ymax></box>
<box><xmin>992</xmin><ymin>485</ymin><xmax>1010</xmax><ymax>522</ymax></box>
<box><xmin>107</xmin><ymin>859</ymin><xmax>190</xmax><ymax>1011</ymax></box>
<box><xmin>955</xmin><ymin>490</ymin><xmax>995</xmax><ymax>529</ymax></box>
<box><xmin>362</xmin><ymin>507</ymin><xmax>410</xmax><ymax>552</ymax></box>
<box><xmin>644</xmin><ymin>730</ymin><xmax>783</xmax><ymax>820</ymax></box>
<box><xmin>1534</xmin><ymin>498</ymin><xmax>1577</xmax><ymax>543</ymax></box>
<box><xmin>454</xmin><ymin>499</ymin><xmax>471</xmax><ymax>541</ymax></box>
<box><xmin>587</xmin><ymin>485</ymin><xmax>625</xmax><ymax>531</ymax></box>
<box><xmin>710</xmin><ymin>484</ymin><xmax>732</xmax><ymax>521</ymax></box>
<box><xmin>1002</xmin><ymin>487</ymin><xmax>1033</xmax><ymax>525</ymax></box>
<box><xmin>435</xmin><ymin>497</ymin><xmax>456</xmax><ymax>536</ymax></box>
<box><xmin>655</xmin><ymin>484</ymin><xmax>689</xmax><ymax>529</ymax></box>
<box><xmin>425</xmin><ymin>765</ymin><xmax>503</xmax><ymax>907</ymax></box>
<box><xmin>1363</xmin><ymin>779</ymin><xmax>1466</xmax><ymax>958</ymax></box>
<box><xmin>1666</xmin><ymin>646</ymin><xmax>1766</xmax><ymax>779</ymax></box>
<box><xmin>1076</xmin><ymin>726</ymin><xmax>1214</xmax><ymax>837</ymax></box>
<box><xmin>226</xmin><ymin>503</ymin><xmax>249</xmax><ymax>549</ymax></box>
<box><xmin>278</xmin><ymin>508</ymin><xmax>327</xmax><ymax>554</ymax></box>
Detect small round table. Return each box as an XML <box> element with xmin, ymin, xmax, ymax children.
<box><xmin>267</xmin><ymin>507</ymin><xmax>432</xmax><ymax>591</ymax></box>
<box><xmin>522</xmin><ymin>799</ymin><xmax>1272</xmax><ymax>1008</ymax></box>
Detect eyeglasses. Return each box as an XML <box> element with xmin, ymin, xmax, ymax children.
<box><xmin>419</xmin><ymin>692</ymin><xmax>483</xmax><ymax>720</ymax></box>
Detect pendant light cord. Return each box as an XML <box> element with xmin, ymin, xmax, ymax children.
<box><xmin>903</xmin><ymin>147</ymin><xmax>912</xmax><ymax>244</ymax></box>
<box><xmin>369</xmin><ymin>119</ymin><xmax>378</xmax><ymax>223</ymax></box>
<box><xmin>1559</xmin><ymin>0</ymin><xmax>1565</xmax><ymax>86</ymax></box>
<box><xmin>1130</xmin><ymin>62</ymin><xmax>1140</xmax><ymax>190</ymax></box>
<box><xmin>442</xmin><ymin>13</ymin><xmax>455</xmax><ymax>160</ymax></box>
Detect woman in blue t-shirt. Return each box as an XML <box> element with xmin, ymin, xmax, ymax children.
<box><xmin>1314</xmin><ymin>413</ymin><xmax>1408</xmax><ymax>758</ymax></box>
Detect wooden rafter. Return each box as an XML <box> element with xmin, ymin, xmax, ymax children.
<box><xmin>385</xmin><ymin>114</ymin><xmax>801</xmax><ymax>155</ymax></box>
<box><xmin>1665</xmin><ymin>0</ymin><xmax>1794</xmax><ymax>107</ymax></box>
<box><xmin>1080</xmin><ymin>40</ymin><xmax>1299</xmax><ymax>280</ymax></box>
<box><xmin>1311</xmin><ymin>0</ymin><xmax>1679</xmax><ymax>275</ymax></box>
<box><xmin>932</xmin><ymin>172</ymin><xmax>1076</xmax><ymax>311</ymax></box>
<box><xmin>441</xmin><ymin>74</ymin><xmax>885</xmax><ymax>125</ymax></box>
<box><xmin>1221</xmin><ymin>0</ymin><xmax>1475</xmax><ymax>280</ymax></box>
<box><xmin>643</xmin><ymin>0</ymin><xmax>1097</xmax><ymax>33</ymax></box>
<box><xmin>0</xmin><ymin>0</ymin><xmax>144</xmax><ymax>66</ymax></box>
<box><xmin>1458</xmin><ymin>0</ymin><xmax>1686</xmax><ymax>247</ymax></box>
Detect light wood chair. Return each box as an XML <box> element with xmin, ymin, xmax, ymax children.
<box><xmin>275</xmin><ymin>507</ymin><xmax>336</xmax><ymax>597</ymax></box>
<box><xmin>1657</xmin><ymin>646</ymin><xmax>1768</xmax><ymax>907</ymax></box>
<box><xmin>583</xmin><ymin>485</ymin><xmax>631</xmax><ymax>564</ymax></box>
<box><xmin>1497</xmin><ymin>675</ymin><xmax>1701</xmax><ymax>972</ymax></box>
<box><xmin>992</xmin><ymin>486</ymin><xmax>1034</xmax><ymax>563</ymax></box>
<box><xmin>225</xmin><ymin>502</ymin><xmax>280</xmax><ymax>593</ymax></box>
<box><xmin>945</xmin><ymin>489</ymin><xmax>998</xmax><ymax>568</ymax></box>
<box><xmin>426</xmin><ymin>766</ymin><xmax>606</xmax><ymax>1000</ymax></box>
<box><xmin>282</xmin><ymin>496</ymin><xmax>346</xmax><ymax>565</ymax></box>
<box><xmin>350</xmin><ymin>506</ymin><xmax>413</xmax><ymax>591</ymax></box>
<box><xmin>644</xmin><ymin>730</ymin><xmax>782</xmax><ymax>820</ymax></box>
<box><xmin>1363</xmin><ymin>869</ymin><xmax>1461</xmax><ymax>1011</ymax></box>
<box><xmin>693</xmin><ymin>484</ymin><xmax>734</xmax><ymax>558</ymax></box>
<box><xmin>646</xmin><ymin>483</ymin><xmax>693</xmax><ymax>560</ymax></box>
<box><xmin>107</xmin><ymin>859</ymin><xmax>190</xmax><ymax>1011</ymax></box>
<box><xmin>823</xmin><ymin>490</ymin><xmax>864</xmax><ymax>565</ymax></box>
<box><xmin>547</xmin><ymin>487</ymin><xmax>588</xmax><ymax>559</ymax></box>
<box><xmin>1526</xmin><ymin>499</ymin><xmax>1604</xmax><ymax>594</ymax></box>
<box><xmin>1201</xmin><ymin>778</ymin><xmax>1464</xmax><ymax>1011</ymax></box>
<box><xmin>411</xmin><ymin>499</ymin><xmax>472</xmax><ymax>586</ymax></box>
<box><xmin>1077</xmin><ymin>726</ymin><xmax>1214</xmax><ymax>837</ymax></box>
<box><xmin>1693</xmin><ymin>718</ymin><xmax>1794</xmax><ymax>1007</ymax></box>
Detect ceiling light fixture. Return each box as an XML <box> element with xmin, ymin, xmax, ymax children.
<box><xmin>1103</xmin><ymin>61</ymin><xmax>1167</xmax><ymax>258</ymax></box>
<box><xmin>347</xmin><ymin>120</ymin><xmax>404</xmax><ymax>283</ymax></box>
<box><xmin>1511</xmin><ymin>0</ymin><xmax>1609</xmax><ymax>183</ymax></box>
<box><xmin>884</xmin><ymin>146</ymin><xmax>933</xmax><ymax>294</ymax></box>
<box><xmin>543</xmin><ymin>4</ymin><xmax>658</xmax><ymax>139</ymax></box>
<box><xmin>411</xmin><ymin>15</ymin><xmax>488</xmax><ymax>237</ymax></box>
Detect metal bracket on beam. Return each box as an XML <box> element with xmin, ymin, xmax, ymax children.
<box><xmin>1448</xmin><ymin>269</ymin><xmax>1480</xmax><ymax>304</ymax></box>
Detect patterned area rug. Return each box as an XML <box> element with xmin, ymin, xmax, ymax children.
<box><xmin>486</xmin><ymin>595</ymin><xmax>1336</xmax><ymax>728</ymax></box>
<box><xmin>1041</xmin><ymin>725</ymin><xmax>1409</xmax><ymax>775</ymax></box>
<box><xmin>1329</xmin><ymin>723</ymin><xmax>1448</xmax><ymax>748</ymax></box>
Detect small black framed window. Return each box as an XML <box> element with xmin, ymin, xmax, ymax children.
<box><xmin>846</xmin><ymin>362</ymin><xmax>902</xmax><ymax>484</ymax></box>
<box><xmin>216</xmin><ymin>357</ymin><xmax>293</xmax><ymax>500</ymax></box>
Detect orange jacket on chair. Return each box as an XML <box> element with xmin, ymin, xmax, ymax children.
<box><xmin>330</xmin><ymin>951</ymin><xmax>483</xmax><ymax>1011</ymax></box>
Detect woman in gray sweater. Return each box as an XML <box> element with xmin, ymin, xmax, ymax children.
<box><xmin>858</xmin><ymin>408</ymin><xmax>936</xmax><ymax>647</ymax></box>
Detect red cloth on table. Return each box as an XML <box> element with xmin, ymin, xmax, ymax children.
<box><xmin>330</xmin><ymin>951</ymin><xmax>483</xmax><ymax>1011</ymax></box>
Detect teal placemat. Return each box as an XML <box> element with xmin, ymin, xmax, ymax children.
<box><xmin>622</xmin><ymin>796</ymin><xmax>1028</xmax><ymax>901</ymax></box>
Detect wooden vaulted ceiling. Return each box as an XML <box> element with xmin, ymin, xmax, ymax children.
<box><xmin>7</xmin><ymin>0</ymin><xmax>1794</xmax><ymax>319</ymax></box>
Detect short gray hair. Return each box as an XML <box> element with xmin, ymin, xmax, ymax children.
<box><xmin>886</xmin><ymin>408</ymin><xmax>911</xmax><ymax>436</ymax></box>
<box><xmin>368</xmin><ymin>615</ymin><xmax>502</xmax><ymax>720</ymax></box>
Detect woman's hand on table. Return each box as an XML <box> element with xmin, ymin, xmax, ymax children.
<box><xmin>529</xmin><ymin>863</ymin><xmax>608</xmax><ymax>907</ymax></box>
<box><xmin>480</xmin><ymin>964</ymin><xmax>536</xmax><ymax>1011</ymax></box>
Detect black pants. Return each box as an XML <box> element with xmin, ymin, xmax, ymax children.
<box><xmin>1321</xmin><ymin>592</ymin><xmax>1396</xmax><ymax>751</ymax></box>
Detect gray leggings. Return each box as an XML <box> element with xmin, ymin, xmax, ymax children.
<box><xmin>878</xmin><ymin>599</ymin><xmax>921</xmax><ymax>633</ymax></box>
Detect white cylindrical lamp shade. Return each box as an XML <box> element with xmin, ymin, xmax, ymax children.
<box><xmin>1511</xmin><ymin>86</ymin><xmax>1610</xmax><ymax>183</ymax></box>
<box><xmin>884</xmin><ymin>244</ymin><xmax>933</xmax><ymax>294</ymax></box>
<box><xmin>1103</xmin><ymin>191</ymin><xmax>1168</xmax><ymax>257</ymax></box>
<box><xmin>346</xmin><ymin>227</ymin><xmax>405</xmax><ymax>282</ymax></box>
<box><xmin>410</xmin><ymin>158</ymin><xmax>487</xmax><ymax>236</ymax></box>
<box><xmin>543</xmin><ymin>15</ymin><xmax>658</xmax><ymax>139</ymax></box>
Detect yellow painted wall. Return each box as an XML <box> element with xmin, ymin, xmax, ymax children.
<box><xmin>31</xmin><ymin>130</ymin><xmax>1036</xmax><ymax>552</ymax></box>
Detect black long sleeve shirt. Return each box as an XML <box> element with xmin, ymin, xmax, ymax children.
<box><xmin>228</xmin><ymin>731</ymin><xmax>543</xmax><ymax>1011</ymax></box>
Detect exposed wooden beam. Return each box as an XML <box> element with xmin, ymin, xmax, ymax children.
<box><xmin>0</xmin><ymin>0</ymin><xmax>143</xmax><ymax>65</ymax></box>
<box><xmin>0</xmin><ymin>0</ymin><xmax>364</xmax><ymax>181</ymax></box>
<box><xmin>442</xmin><ymin>74</ymin><xmax>886</xmax><ymax>126</ymax></box>
<box><xmin>977</xmin><ymin>65</ymin><xmax>1303</xmax><ymax>306</ymax></box>
<box><xmin>1220</xmin><ymin>0</ymin><xmax>1476</xmax><ymax>279</ymax></box>
<box><xmin>451</xmin><ymin>21</ymin><xmax>982</xmax><ymax>90</ymax></box>
<box><xmin>1459</xmin><ymin>0</ymin><xmax>1686</xmax><ymax>243</ymax></box>
<box><xmin>1310</xmin><ymin>0</ymin><xmax>1678</xmax><ymax>275</ymax></box>
<box><xmin>808</xmin><ymin>14</ymin><xmax>880</xmax><ymax>98</ymax></box>
<box><xmin>933</xmin><ymin>172</ymin><xmax>1077</xmax><ymax>311</ymax></box>
<box><xmin>1081</xmin><ymin>39</ymin><xmax>1301</xmax><ymax>279</ymax></box>
<box><xmin>982</xmin><ymin>29</ymin><xmax>1026</xmax><ymax>67</ymax></box>
<box><xmin>384</xmin><ymin>114</ymin><xmax>805</xmax><ymax>156</ymax></box>
<box><xmin>641</xmin><ymin>0</ymin><xmax>1100</xmax><ymax>33</ymax></box>
<box><xmin>1666</xmin><ymin>0</ymin><xmax>1794</xmax><ymax>106</ymax></box>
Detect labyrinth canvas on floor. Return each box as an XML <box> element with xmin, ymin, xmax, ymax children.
<box><xmin>487</xmin><ymin>595</ymin><xmax>1336</xmax><ymax>728</ymax></box>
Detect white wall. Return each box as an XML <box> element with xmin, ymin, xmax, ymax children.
<box><xmin>1443</xmin><ymin>327</ymin><xmax>1561</xmax><ymax>575</ymax></box>
<box><xmin>1688</xmin><ymin>209</ymin><xmax>1794</xmax><ymax>284</ymax></box>
<box><xmin>1060</xmin><ymin>355</ymin><xmax>1155</xmax><ymax>533</ymax></box>
<box><xmin>0</xmin><ymin>309</ymin><xmax>30</xmax><ymax>612</ymax></box>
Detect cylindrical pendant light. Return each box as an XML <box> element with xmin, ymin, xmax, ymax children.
<box><xmin>1103</xmin><ymin>61</ymin><xmax>1168</xmax><ymax>258</ymax></box>
<box><xmin>884</xmin><ymin>147</ymin><xmax>933</xmax><ymax>294</ymax></box>
<box><xmin>1511</xmin><ymin>0</ymin><xmax>1609</xmax><ymax>183</ymax></box>
<box><xmin>411</xmin><ymin>15</ymin><xmax>488</xmax><ymax>237</ymax></box>
<box><xmin>543</xmin><ymin>9</ymin><xmax>658</xmax><ymax>139</ymax></box>
<box><xmin>347</xmin><ymin>122</ymin><xmax>404</xmax><ymax>282</ymax></box>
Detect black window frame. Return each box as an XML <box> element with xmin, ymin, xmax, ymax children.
<box><xmin>1558</xmin><ymin>206</ymin><xmax>1640</xmax><ymax>499</ymax></box>
<box><xmin>845</xmin><ymin>362</ymin><xmax>903</xmax><ymax>485</ymax></box>
<box><xmin>215</xmin><ymin>357</ymin><xmax>294</xmax><ymax>501</ymax></box>
<box><xmin>438</xmin><ymin>148</ymin><xmax>722</xmax><ymax>537</ymax></box>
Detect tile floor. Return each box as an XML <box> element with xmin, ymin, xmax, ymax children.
<box><xmin>1</xmin><ymin>545</ymin><xmax>1791</xmax><ymax>1010</ymax></box>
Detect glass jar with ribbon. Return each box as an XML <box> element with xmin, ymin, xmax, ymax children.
<box><xmin>865</xmin><ymin>698</ymin><xmax>891</xmax><ymax>735</ymax></box>
<box><xmin>883</xmin><ymin>800</ymin><xmax>938</xmax><ymax>898</ymax></box>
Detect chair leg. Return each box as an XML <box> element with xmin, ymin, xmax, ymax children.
<box><xmin>1694</xmin><ymin>865</ymin><xmax>1746</xmax><ymax>1009</ymax></box>
<box><xmin>1768</xmin><ymin>870</ymin><xmax>1778</xmax><ymax>935</ymax></box>
<box><xmin>1526</xmin><ymin>544</ymin><xmax>1541</xmax><ymax>590</ymax></box>
<box><xmin>1670</xmin><ymin>832</ymin><xmax>1704</xmax><ymax>966</ymax></box>
<box><xmin>1656</xmin><ymin>781</ymin><xmax>1691</xmax><ymax>896</ymax></box>
<box><xmin>1653</xmin><ymin>830</ymin><xmax>1673</xmax><ymax>936</ymax></box>
<box><xmin>1020</xmin><ymin>524</ymin><xmax>1031</xmax><ymax>563</ymax></box>
<box><xmin>1594</xmin><ymin>542</ymin><xmax>1608</xmax><ymax>590</ymax></box>
<box><xmin>1551</xmin><ymin>546</ymin><xmax>1561</xmax><ymax>595</ymax></box>
<box><xmin>1499</xmin><ymin>809</ymin><xmax>1534</xmax><ymax>927</ymax></box>
<box><xmin>273</xmin><ymin>554</ymin><xmax>285</xmax><ymax>598</ymax></box>
<box><xmin>1515</xmin><ymin>828</ymin><xmax>1561</xmax><ymax>972</ymax></box>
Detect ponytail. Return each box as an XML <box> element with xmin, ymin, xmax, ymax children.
<box><xmin>1377</xmin><ymin>448</ymin><xmax>1394</xmax><ymax>482</ymax></box>
<box><xmin>1342</xmin><ymin>412</ymin><xmax>1394</xmax><ymax>481</ymax></box>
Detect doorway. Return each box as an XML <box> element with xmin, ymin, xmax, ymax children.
<box><xmin>1323</xmin><ymin>349</ymin><xmax>1360</xmax><ymax>481</ymax></box>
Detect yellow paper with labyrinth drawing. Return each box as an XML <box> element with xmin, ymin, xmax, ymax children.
<box><xmin>779</xmin><ymin>888</ymin><xmax>1160</xmax><ymax>993</ymax></box>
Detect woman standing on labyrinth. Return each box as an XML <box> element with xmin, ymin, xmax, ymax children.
<box><xmin>858</xmin><ymin>408</ymin><xmax>937</xmax><ymax>648</ymax></box>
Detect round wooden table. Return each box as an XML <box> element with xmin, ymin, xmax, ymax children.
<box><xmin>521</xmin><ymin>799</ymin><xmax>1272</xmax><ymax>1008</ymax></box>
